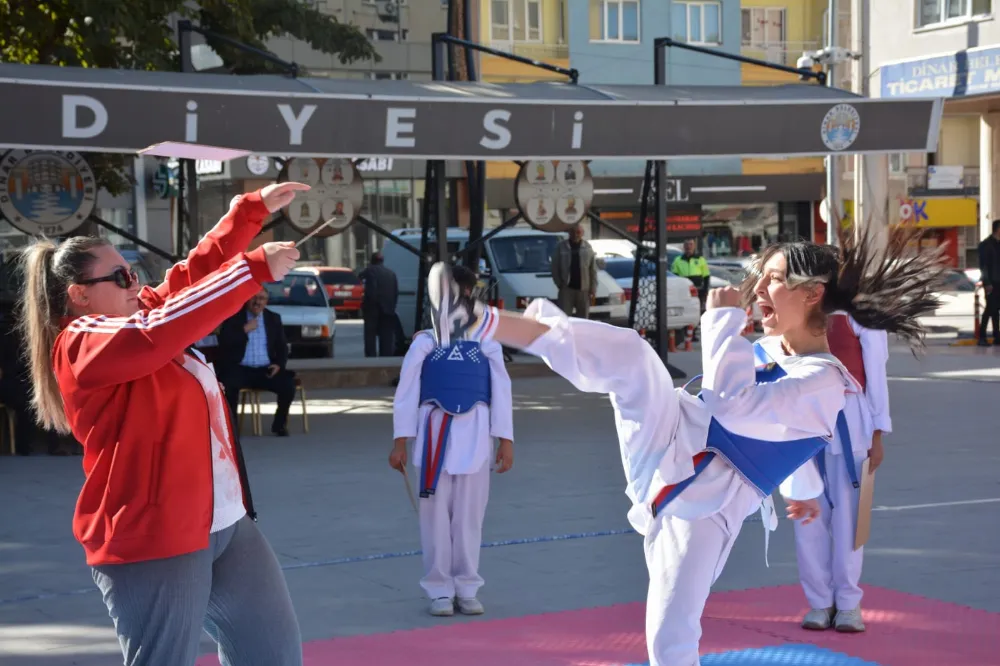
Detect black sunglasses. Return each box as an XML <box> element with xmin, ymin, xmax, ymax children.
<box><xmin>77</xmin><ymin>266</ymin><xmax>139</xmax><ymax>290</ymax></box>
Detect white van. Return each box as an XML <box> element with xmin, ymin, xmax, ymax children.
<box><xmin>384</xmin><ymin>227</ymin><xmax>628</xmax><ymax>338</ymax></box>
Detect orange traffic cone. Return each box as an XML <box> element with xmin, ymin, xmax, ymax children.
<box><xmin>683</xmin><ymin>326</ymin><xmax>694</xmax><ymax>351</ymax></box>
<box><xmin>668</xmin><ymin>330</ymin><xmax>677</xmax><ymax>352</ymax></box>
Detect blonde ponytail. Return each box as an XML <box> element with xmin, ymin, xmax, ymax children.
<box><xmin>17</xmin><ymin>236</ymin><xmax>110</xmax><ymax>434</ymax></box>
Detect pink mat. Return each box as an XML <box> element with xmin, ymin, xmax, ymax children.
<box><xmin>196</xmin><ymin>585</ymin><xmax>1000</xmax><ymax>666</ymax></box>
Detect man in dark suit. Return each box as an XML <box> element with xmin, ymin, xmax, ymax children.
<box><xmin>216</xmin><ymin>289</ymin><xmax>297</xmax><ymax>436</ymax></box>
<box><xmin>358</xmin><ymin>251</ymin><xmax>399</xmax><ymax>357</ymax></box>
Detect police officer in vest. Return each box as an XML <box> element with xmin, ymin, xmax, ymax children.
<box><xmin>389</xmin><ymin>265</ymin><xmax>514</xmax><ymax>618</ymax></box>
<box><xmin>671</xmin><ymin>239</ymin><xmax>712</xmax><ymax>339</ymax></box>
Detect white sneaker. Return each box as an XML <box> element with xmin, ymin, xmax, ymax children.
<box><xmin>801</xmin><ymin>607</ymin><xmax>835</xmax><ymax>630</ymax></box>
<box><xmin>456</xmin><ymin>597</ymin><xmax>484</xmax><ymax>615</ymax></box>
<box><xmin>834</xmin><ymin>607</ymin><xmax>865</xmax><ymax>633</ymax></box>
<box><xmin>428</xmin><ymin>262</ymin><xmax>482</xmax><ymax>346</ymax></box>
<box><xmin>429</xmin><ymin>597</ymin><xmax>454</xmax><ymax>616</ymax></box>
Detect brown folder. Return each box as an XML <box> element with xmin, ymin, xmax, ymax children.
<box><xmin>854</xmin><ymin>458</ymin><xmax>875</xmax><ymax>550</ymax></box>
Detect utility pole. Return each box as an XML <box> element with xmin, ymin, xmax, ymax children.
<box><xmin>825</xmin><ymin>0</ymin><xmax>839</xmax><ymax>246</ymax></box>
<box><xmin>850</xmin><ymin>0</ymin><xmax>887</xmax><ymax>245</ymax></box>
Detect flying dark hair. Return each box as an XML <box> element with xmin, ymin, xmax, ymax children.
<box><xmin>739</xmin><ymin>225</ymin><xmax>948</xmax><ymax>350</ymax></box>
<box><xmin>452</xmin><ymin>265</ymin><xmax>478</xmax><ymax>293</ymax></box>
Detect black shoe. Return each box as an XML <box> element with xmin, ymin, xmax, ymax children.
<box><xmin>979</xmin><ymin>337</ymin><xmax>990</xmax><ymax>346</ymax></box>
<box><xmin>271</xmin><ymin>427</ymin><xmax>289</xmax><ymax>437</ymax></box>
<box><xmin>428</xmin><ymin>263</ymin><xmax>481</xmax><ymax>346</ymax></box>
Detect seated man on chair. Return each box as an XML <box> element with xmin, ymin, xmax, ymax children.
<box><xmin>216</xmin><ymin>288</ymin><xmax>297</xmax><ymax>437</ymax></box>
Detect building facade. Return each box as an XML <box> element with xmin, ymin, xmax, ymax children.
<box><xmin>868</xmin><ymin>0</ymin><xmax>996</xmax><ymax>268</ymax></box>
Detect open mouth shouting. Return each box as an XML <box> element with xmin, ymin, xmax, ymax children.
<box><xmin>757</xmin><ymin>300</ymin><xmax>776</xmax><ymax>326</ymax></box>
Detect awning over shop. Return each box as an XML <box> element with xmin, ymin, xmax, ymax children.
<box><xmin>0</xmin><ymin>63</ymin><xmax>943</xmax><ymax>160</ymax></box>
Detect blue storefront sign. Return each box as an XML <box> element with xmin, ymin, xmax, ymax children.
<box><xmin>881</xmin><ymin>45</ymin><xmax>1000</xmax><ymax>99</ymax></box>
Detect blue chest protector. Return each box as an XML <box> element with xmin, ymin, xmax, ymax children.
<box><xmin>418</xmin><ymin>339</ymin><xmax>492</xmax><ymax>414</ymax></box>
<box><xmin>415</xmin><ymin>339</ymin><xmax>492</xmax><ymax>498</ymax></box>
<box><xmin>662</xmin><ymin>342</ymin><xmax>858</xmax><ymax>512</ymax></box>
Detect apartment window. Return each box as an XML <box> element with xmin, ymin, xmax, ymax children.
<box><xmin>491</xmin><ymin>0</ymin><xmax>543</xmax><ymax>43</ymax></box>
<box><xmin>366</xmin><ymin>28</ymin><xmax>408</xmax><ymax>41</ymax></box>
<box><xmin>889</xmin><ymin>153</ymin><xmax>906</xmax><ymax>175</ymax></box>
<box><xmin>916</xmin><ymin>0</ymin><xmax>992</xmax><ymax>28</ymax></box>
<box><xmin>591</xmin><ymin>0</ymin><xmax>640</xmax><ymax>42</ymax></box>
<box><xmin>741</xmin><ymin>8</ymin><xmax>785</xmax><ymax>46</ymax></box>
<box><xmin>672</xmin><ymin>2</ymin><xmax>722</xmax><ymax>45</ymax></box>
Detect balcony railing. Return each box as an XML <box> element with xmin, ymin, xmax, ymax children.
<box><xmin>906</xmin><ymin>166</ymin><xmax>980</xmax><ymax>193</ymax></box>
<box><xmin>487</xmin><ymin>41</ymin><xmax>569</xmax><ymax>61</ymax></box>
<box><xmin>740</xmin><ymin>41</ymin><xmax>822</xmax><ymax>68</ymax></box>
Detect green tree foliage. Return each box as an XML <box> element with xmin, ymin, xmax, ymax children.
<box><xmin>0</xmin><ymin>0</ymin><xmax>378</xmax><ymax>194</ymax></box>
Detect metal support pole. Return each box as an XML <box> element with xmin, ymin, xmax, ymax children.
<box><xmin>654</xmin><ymin>42</ymin><xmax>685</xmax><ymax>380</ymax></box>
<box><xmin>177</xmin><ymin>20</ymin><xmax>198</xmax><ymax>253</ymax></box>
<box><xmin>629</xmin><ymin>162</ymin><xmax>653</xmax><ymax>328</ymax></box>
<box><xmin>414</xmin><ymin>160</ymin><xmax>435</xmax><ymax>334</ymax></box>
<box><xmin>825</xmin><ymin>0</ymin><xmax>839</xmax><ymax>246</ymax></box>
<box><xmin>431</xmin><ymin>34</ymin><xmax>450</xmax><ymax>265</ymax></box>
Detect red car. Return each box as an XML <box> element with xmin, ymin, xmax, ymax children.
<box><xmin>300</xmin><ymin>267</ymin><xmax>364</xmax><ymax>318</ymax></box>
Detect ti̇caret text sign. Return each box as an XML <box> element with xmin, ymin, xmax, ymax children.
<box><xmin>881</xmin><ymin>45</ymin><xmax>1000</xmax><ymax>99</ymax></box>
<box><xmin>0</xmin><ymin>75</ymin><xmax>941</xmax><ymax>159</ymax></box>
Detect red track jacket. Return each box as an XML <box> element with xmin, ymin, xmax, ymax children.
<box><xmin>54</xmin><ymin>192</ymin><xmax>274</xmax><ymax>566</ymax></box>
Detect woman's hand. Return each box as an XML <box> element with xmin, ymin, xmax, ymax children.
<box><xmin>261</xmin><ymin>242</ymin><xmax>300</xmax><ymax>281</ymax></box>
<box><xmin>260</xmin><ymin>182</ymin><xmax>311</xmax><ymax>213</ymax></box>
<box><xmin>706</xmin><ymin>286</ymin><xmax>742</xmax><ymax>310</ymax></box>
<box><xmin>785</xmin><ymin>497</ymin><xmax>822</xmax><ymax>525</ymax></box>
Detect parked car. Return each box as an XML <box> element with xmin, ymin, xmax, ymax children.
<box><xmin>591</xmin><ymin>243</ymin><xmax>762</xmax><ymax>330</ymax></box>
<box><xmin>298</xmin><ymin>266</ymin><xmax>364</xmax><ymax>318</ymax></box>
<box><xmin>384</xmin><ymin>227</ymin><xmax>628</xmax><ymax>338</ymax></box>
<box><xmin>599</xmin><ymin>256</ymin><xmax>701</xmax><ymax>333</ymax></box>
<box><xmin>264</xmin><ymin>271</ymin><xmax>337</xmax><ymax>358</ymax></box>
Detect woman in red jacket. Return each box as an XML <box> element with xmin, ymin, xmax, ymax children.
<box><xmin>19</xmin><ymin>182</ymin><xmax>309</xmax><ymax>666</ymax></box>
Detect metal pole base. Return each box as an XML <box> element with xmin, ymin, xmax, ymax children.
<box><xmin>666</xmin><ymin>363</ymin><xmax>687</xmax><ymax>380</ymax></box>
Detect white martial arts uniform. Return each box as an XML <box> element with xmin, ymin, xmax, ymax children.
<box><xmin>794</xmin><ymin>313</ymin><xmax>892</xmax><ymax>612</ymax></box>
<box><xmin>393</xmin><ymin>326</ymin><xmax>514</xmax><ymax>601</ymax></box>
<box><xmin>515</xmin><ymin>299</ymin><xmax>859</xmax><ymax>666</ymax></box>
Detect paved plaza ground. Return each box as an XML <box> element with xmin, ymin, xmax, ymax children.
<box><xmin>1</xmin><ymin>341</ymin><xmax>999</xmax><ymax>665</ymax></box>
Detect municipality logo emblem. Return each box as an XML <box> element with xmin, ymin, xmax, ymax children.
<box><xmin>0</xmin><ymin>149</ymin><xmax>97</xmax><ymax>236</ymax></box>
<box><xmin>820</xmin><ymin>104</ymin><xmax>861</xmax><ymax>152</ymax></box>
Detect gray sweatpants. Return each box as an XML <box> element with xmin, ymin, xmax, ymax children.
<box><xmin>91</xmin><ymin>516</ymin><xmax>302</xmax><ymax>666</ymax></box>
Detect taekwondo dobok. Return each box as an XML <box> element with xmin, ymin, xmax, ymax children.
<box><xmin>392</xmin><ymin>308</ymin><xmax>514</xmax><ymax>618</ymax></box>
<box><xmin>794</xmin><ymin>311</ymin><xmax>891</xmax><ymax>633</ymax></box>
<box><xmin>507</xmin><ymin>301</ymin><xmax>859</xmax><ymax>666</ymax></box>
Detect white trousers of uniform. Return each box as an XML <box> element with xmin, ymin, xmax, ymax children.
<box><xmin>418</xmin><ymin>460</ymin><xmax>491</xmax><ymax>600</ymax></box>
<box><xmin>643</xmin><ymin>483</ymin><xmax>760</xmax><ymax>666</ymax></box>
<box><xmin>793</xmin><ymin>448</ymin><xmax>865</xmax><ymax>611</ymax></box>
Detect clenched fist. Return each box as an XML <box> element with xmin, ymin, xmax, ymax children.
<box><xmin>260</xmin><ymin>182</ymin><xmax>311</xmax><ymax>213</ymax></box>
<box><xmin>261</xmin><ymin>242</ymin><xmax>300</xmax><ymax>282</ymax></box>
<box><xmin>706</xmin><ymin>286</ymin><xmax>742</xmax><ymax>310</ymax></box>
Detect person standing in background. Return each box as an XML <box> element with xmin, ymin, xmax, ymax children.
<box><xmin>359</xmin><ymin>252</ymin><xmax>399</xmax><ymax>357</ymax></box>
<box><xmin>977</xmin><ymin>220</ymin><xmax>1000</xmax><ymax>345</ymax></box>
<box><xmin>794</xmin><ymin>311</ymin><xmax>890</xmax><ymax>633</ymax></box>
<box><xmin>671</xmin><ymin>239</ymin><xmax>711</xmax><ymax>340</ymax></box>
<box><xmin>550</xmin><ymin>225</ymin><xmax>597</xmax><ymax>319</ymax></box>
